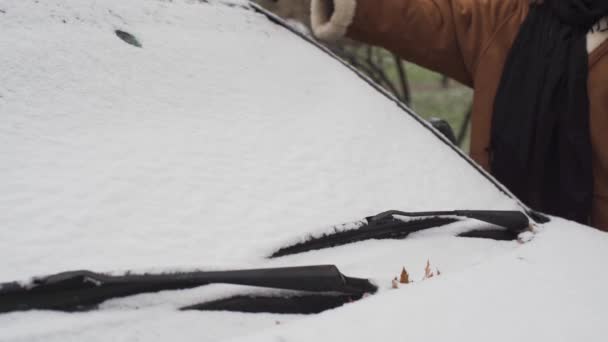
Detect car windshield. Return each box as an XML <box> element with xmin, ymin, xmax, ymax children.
<box><xmin>0</xmin><ymin>0</ymin><xmax>527</xmax><ymax>284</ymax></box>
<box><xmin>0</xmin><ymin>0</ymin><xmax>545</xmax><ymax>326</ymax></box>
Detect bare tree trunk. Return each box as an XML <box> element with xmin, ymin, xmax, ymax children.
<box><xmin>457</xmin><ymin>104</ymin><xmax>473</xmax><ymax>147</ymax></box>
<box><xmin>392</xmin><ymin>53</ymin><xmax>411</xmax><ymax>105</ymax></box>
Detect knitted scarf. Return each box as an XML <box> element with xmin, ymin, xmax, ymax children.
<box><xmin>491</xmin><ymin>0</ymin><xmax>608</xmax><ymax>223</ymax></box>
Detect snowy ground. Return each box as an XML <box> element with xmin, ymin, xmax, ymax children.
<box><xmin>1</xmin><ymin>0</ymin><xmax>607</xmax><ymax>341</ymax></box>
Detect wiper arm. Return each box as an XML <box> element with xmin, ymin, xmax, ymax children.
<box><xmin>367</xmin><ymin>210</ymin><xmax>529</xmax><ymax>231</ymax></box>
<box><xmin>0</xmin><ymin>265</ymin><xmax>376</xmax><ymax>313</ymax></box>
<box><xmin>271</xmin><ymin>210</ymin><xmax>529</xmax><ymax>258</ymax></box>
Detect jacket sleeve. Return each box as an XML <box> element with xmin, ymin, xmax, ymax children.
<box><xmin>311</xmin><ymin>0</ymin><xmax>525</xmax><ymax>86</ymax></box>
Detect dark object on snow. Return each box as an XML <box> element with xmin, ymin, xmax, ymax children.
<box><xmin>271</xmin><ymin>217</ymin><xmax>457</xmax><ymax>258</ymax></box>
<box><xmin>368</xmin><ymin>210</ymin><xmax>529</xmax><ymax>231</ymax></box>
<box><xmin>429</xmin><ymin>117</ymin><xmax>457</xmax><ymax>145</ymax></box>
<box><xmin>115</xmin><ymin>30</ymin><xmax>142</xmax><ymax>48</ymax></box>
<box><xmin>270</xmin><ymin>210</ymin><xmax>529</xmax><ymax>258</ymax></box>
<box><xmin>0</xmin><ymin>265</ymin><xmax>376</xmax><ymax>313</ymax></box>
<box><xmin>458</xmin><ymin>229</ymin><xmax>519</xmax><ymax>241</ymax></box>
<box><xmin>182</xmin><ymin>293</ymin><xmax>361</xmax><ymax>314</ymax></box>
<box><xmin>491</xmin><ymin>0</ymin><xmax>608</xmax><ymax>224</ymax></box>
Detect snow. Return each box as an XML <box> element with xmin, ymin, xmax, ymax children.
<box><xmin>239</xmin><ymin>219</ymin><xmax>608</xmax><ymax>342</ymax></box>
<box><xmin>0</xmin><ymin>0</ymin><xmax>519</xmax><ymax>281</ymax></box>
<box><xmin>2</xmin><ymin>220</ymin><xmax>608</xmax><ymax>342</ymax></box>
<box><xmin>1</xmin><ymin>0</ymin><xmax>607</xmax><ymax>341</ymax></box>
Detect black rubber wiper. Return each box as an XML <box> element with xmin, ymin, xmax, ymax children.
<box><xmin>270</xmin><ymin>210</ymin><xmax>529</xmax><ymax>258</ymax></box>
<box><xmin>368</xmin><ymin>210</ymin><xmax>529</xmax><ymax>231</ymax></box>
<box><xmin>0</xmin><ymin>265</ymin><xmax>376</xmax><ymax>313</ymax></box>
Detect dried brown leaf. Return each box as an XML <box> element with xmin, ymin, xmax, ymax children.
<box><xmin>399</xmin><ymin>267</ymin><xmax>410</xmax><ymax>284</ymax></box>
<box><xmin>424</xmin><ymin>259</ymin><xmax>434</xmax><ymax>279</ymax></box>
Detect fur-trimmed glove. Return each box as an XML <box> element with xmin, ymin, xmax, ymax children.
<box><xmin>311</xmin><ymin>0</ymin><xmax>357</xmax><ymax>41</ymax></box>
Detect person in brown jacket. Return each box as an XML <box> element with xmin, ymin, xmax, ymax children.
<box><xmin>310</xmin><ymin>0</ymin><xmax>608</xmax><ymax>231</ymax></box>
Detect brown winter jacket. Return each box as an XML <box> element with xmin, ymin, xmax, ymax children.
<box><xmin>311</xmin><ymin>0</ymin><xmax>608</xmax><ymax>231</ymax></box>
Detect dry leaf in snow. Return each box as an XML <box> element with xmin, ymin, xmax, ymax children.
<box><xmin>424</xmin><ymin>259</ymin><xmax>434</xmax><ymax>279</ymax></box>
<box><xmin>400</xmin><ymin>267</ymin><xmax>410</xmax><ymax>284</ymax></box>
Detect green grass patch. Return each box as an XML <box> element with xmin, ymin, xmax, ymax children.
<box><xmin>400</xmin><ymin>63</ymin><xmax>472</xmax><ymax>150</ymax></box>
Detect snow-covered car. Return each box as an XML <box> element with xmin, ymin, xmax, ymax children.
<box><xmin>1</xmin><ymin>0</ymin><xmax>607</xmax><ymax>341</ymax></box>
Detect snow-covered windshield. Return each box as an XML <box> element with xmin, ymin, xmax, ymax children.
<box><xmin>0</xmin><ymin>0</ymin><xmax>520</xmax><ymax>282</ymax></box>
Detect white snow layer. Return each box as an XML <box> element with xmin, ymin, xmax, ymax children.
<box><xmin>0</xmin><ymin>0</ymin><xmax>518</xmax><ymax>280</ymax></box>
<box><xmin>1</xmin><ymin>0</ymin><xmax>607</xmax><ymax>341</ymax></box>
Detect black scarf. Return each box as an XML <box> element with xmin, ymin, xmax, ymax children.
<box><xmin>491</xmin><ymin>0</ymin><xmax>608</xmax><ymax>224</ymax></box>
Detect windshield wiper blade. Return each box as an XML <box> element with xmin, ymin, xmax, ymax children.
<box><xmin>0</xmin><ymin>265</ymin><xmax>376</xmax><ymax>313</ymax></box>
<box><xmin>367</xmin><ymin>210</ymin><xmax>529</xmax><ymax>231</ymax></box>
<box><xmin>270</xmin><ymin>210</ymin><xmax>529</xmax><ymax>258</ymax></box>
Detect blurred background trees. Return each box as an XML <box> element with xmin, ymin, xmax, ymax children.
<box><xmin>255</xmin><ymin>0</ymin><xmax>473</xmax><ymax>149</ymax></box>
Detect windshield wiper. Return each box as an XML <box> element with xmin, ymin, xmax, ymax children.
<box><xmin>0</xmin><ymin>265</ymin><xmax>376</xmax><ymax>313</ymax></box>
<box><xmin>368</xmin><ymin>210</ymin><xmax>529</xmax><ymax>230</ymax></box>
<box><xmin>270</xmin><ymin>210</ymin><xmax>529</xmax><ymax>258</ymax></box>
